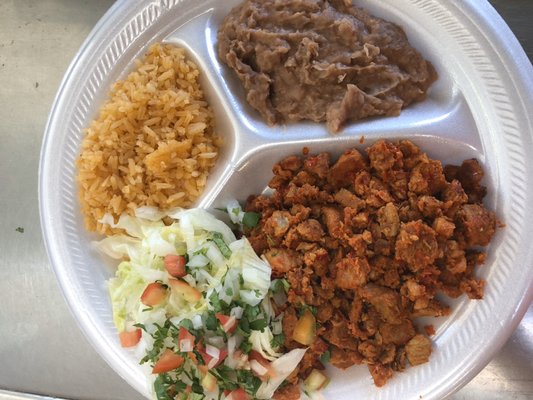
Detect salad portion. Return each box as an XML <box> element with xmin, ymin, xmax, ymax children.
<box><xmin>96</xmin><ymin>207</ymin><xmax>320</xmax><ymax>400</ymax></box>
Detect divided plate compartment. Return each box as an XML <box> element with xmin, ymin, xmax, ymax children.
<box><xmin>39</xmin><ymin>0</ymin><xmax>533</xmax><ymax>399</ymax></box>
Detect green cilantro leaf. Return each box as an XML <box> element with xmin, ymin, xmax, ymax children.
<box><xmin>205</xmin><ymin>311</ymin><xmax>218</xmax><ymax>331</ymax></box>
<box><xmin>320</xmin><ymin>350</ymin><xmax>331</xmax><ymax>364</ymax></box>
<box><xmin>154</xmin><ymin>375</ymin><xmax>172</xmax><ymax>400</ymax></box>
<box><xmin>249</xmin><ymin>318</ymin><xmax>268</xmax><ymax>331</ymax></box>
<box><xmin>242</xmin><ymin>212</ymin><xmax>260</xmax><ymax>228</ymax></box>
<box><xmin>271</xmin><ymin>333</ymin><xmax>285</xmax><ymax>349</ymax></box>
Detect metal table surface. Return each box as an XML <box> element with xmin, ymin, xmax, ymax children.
<box><xmin>0</xmin><ymin>0</ymin><xmax>531</xmax><ymax>399</ymax></box>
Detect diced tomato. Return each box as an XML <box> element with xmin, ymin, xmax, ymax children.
<box><xmin>152</xmin><ymin>349</ymin><xmax>185</xmax><ymax>374</ymax></box>
<box><xmin>225</xmin><ymin>388</ymin><xmax>250</xmax><ymax>400</ymax></box>
<box><xmin>140</xmin><ymin>282</ymin><xmax>167</xmax><ymax>306</ymax></box>
<box><xmin>216</xmin><ymin>313</ymin><xmax>238</xmax><ymax>334</ymax></box>
<box><xmin>197</xmin><ymin>343</ymin><xmax>228</xmax><ymax>369</ymax></box>
<box><xmin>119</xmin><ymin>329</ymin><xmax>141</xmax><ymax>348</ymax></box>
<box><xmin>168</xmin><ymin>279</ymin><xmax>202</xmax><ymax>302</ymax></box>
<box><xmin>178</xmin><ymin>327</ymin><xmax>195</xmax><ymax>352</ymax></box>
<box><xmin>164</xmin><ymin>254</ymin><xmax>187</xmax><ymax>278</ymax></box>
<box><xmin>249</xmin><ymin>350</ymin><xmax>276</xmax><ymax>380</ymax></box>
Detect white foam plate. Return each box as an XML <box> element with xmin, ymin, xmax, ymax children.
<box><xmin>39</xmin><ymin>0</ymin><xmax>533</xmax><ymax>399</ymax></box>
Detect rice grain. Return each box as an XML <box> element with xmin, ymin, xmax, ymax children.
<box><xmin>77</xmin><ymin>43</ymin><xmax>221</xmax><ymax>233</ymax></box>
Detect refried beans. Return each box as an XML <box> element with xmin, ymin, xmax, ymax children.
<box><xmin>217</xmin><ymin>0</ymin><xmax>437</xmax><ymax>132</ymax></box>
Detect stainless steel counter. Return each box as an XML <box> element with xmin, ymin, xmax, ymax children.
<box><xmin>0</xmin><ymin>1</ymin><xmax>531</xmax><ymax>399</ymax></box>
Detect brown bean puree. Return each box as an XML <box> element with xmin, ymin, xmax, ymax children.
<box><xmin>217</xmin><ymin>0</ymin><xmax>437</xmax><ymax>132</ymax></box>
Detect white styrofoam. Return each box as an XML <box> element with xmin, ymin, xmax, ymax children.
<box><xmin>39</xmin><ymin>0</ymin><xmax>533</xmax><ymax>399</ymax></box>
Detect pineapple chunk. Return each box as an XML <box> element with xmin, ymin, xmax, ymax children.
<box><xmin>292</xmin><ymin>309</ymin><xmax>316</xmax><ymax>345</ymax></box>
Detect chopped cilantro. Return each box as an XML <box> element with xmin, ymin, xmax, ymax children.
<box><xmin>320</xmin><ymin>350</ymin><xmax>331</xmax><ymax>364</ymax></box>
<box><xmin>191</xmin><ymin>378</ymin><xmax>203</xmax><ymax>394</ymax></box>
<box><xmin>179</xmin><ymin>319</ymin><xmax>194</xmax><ymax>332</ymax></box>
<box><xmin>238</xmin><ymin>317</ymin><xmax>250</xmax><ymax>334</ymax></box>
<box><xmin>243</xmin><ymin>304</ymin><xmax>261</xmax><ymax>320</ymax></box>
<box><xmin>209</xmin><ymin>291</ymin><xmax>230</xmax><ymax>314</ymax></box>
<box><xmin>140</xmin><ymin>320</ymin><xmax>178</xmax><ymax>364</ymax></box>
<box><xmin>271</xmin><ymin>279</ymin><xmax>283</xmax><ymax>293</ymax></box>
<box><xmin>209</xmin><ymin>291</ymin><xmax>222</xmax><ymax>312</ymax></box>
<box><xmin>271</xmin><ymin>333</ymin><xmax>285</xmax><ymax>348</ymax></box>
<box><xmin>299</xmin><ymin>304</ymin><xmax>318</xmax><ymax>317</ymax></box>
<box><xmin>205</xmin><ymin>311</ymin><xmax>218</xmax><ymax>331</ymax></box>
<box><xmin>239</xmin><ymin>339</ymin><xmax>252</xmax><ymax>354</ymax></box>
<box><xmin>210</xmin><ymin>366</ymin><xmax>239</xmax><ymax>392</ymax></box>
<box><xmin>236</xmin><ymin>370</ymin><xmax>262</xmax><ymax>396</ymax></box>
<box><xmin>249</xmin><ymin>318</ymin><xmax>268</xmax><ymax>331</ymax></box>
<box><xmin>154</xmin><ymin>375</ymin><xmax>172</xmax><ymax>400</ymax></box>
<box><xmin>15</xmin><ymin>227</ymin><xmax>24</xmax><ymax>233</ymax></box>
<box><xmin>134</xmin><ymin>323</ymin><xmax>147</xmax><ymax>331</ymax></box>
<box><xmin>242</xmin><ymin>212</ymin><xmax>260</xmax><ymax>228</ymax></box>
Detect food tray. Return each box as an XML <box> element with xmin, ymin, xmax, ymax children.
<box><xmin>39</xmin><ymin>0</ymin><xmax>533</xmax><ymax>399</ymax></box>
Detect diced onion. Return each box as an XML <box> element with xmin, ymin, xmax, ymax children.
<box><xmin>192</xmin><ymin>315</ymin><xmax>203</xmax><ymax>329</ymax></box>
<box><xmin>207</xmin><ymin>357</ymin><xmax>219</xmax><ymax>369</ymax></box>
<box><xmin>272</xmin><ymin>290</ymin><xmax>287</xmax><ymax>306</ymax></box>
<box><xmin>206</xmin><ymin>344</ymin><xmax>220</xmax><ymax>360</ymax></box>
<box><xmin>187</xmin><ymin>254</ymin><xmax>209</xmax><ymax>267</ymax></box>
<box><xmin>272</xmin><ymin>319</ymin><xmax>283</xmax><ymax>336</ymax></box>
<box><xmin>208</xmin><ymin>336</ymin><xmax>225</xmax><ymax>348</ymax></box>
<box><xmin>226</xmin><ymin>199</ymin><xmax>244</xmax><ymax>224</ymax></box>
<box><xmin>227</xmin><ymin>335</ymin><xmax>238</xmax><ymax>356</ymax></box>
<box><xmin>179</xmin><ymin>338</ymin><xmax>193</xmax><ymax>352</ymax></box>
<box><xmin>230</xmin><ymin>306</ymin><xmax>244</xmax><ymax>319</ymax></box>
<box><xmin>219</xmin><ymin>288</ymin><xmax>233</xmax><ymax>304</ymax></box>
<box><xmin>250</xmin><ymin>360</ymin><xmax>268</xmax><ymax>377</ymax></box>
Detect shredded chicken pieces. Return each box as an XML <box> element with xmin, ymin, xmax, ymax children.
<box><xmin>245</xmin><ymin>140</ymin><xmax>497</xmax><ymax>388</ymax></box>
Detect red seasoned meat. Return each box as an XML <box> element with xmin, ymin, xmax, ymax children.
<box><xmin>304</xmin><ymin>153</ymin><xmax>330</xmax><ymax>179</ymax></box>
<box><xmin>359</xmin><ymin>283</ymin><xmax>404</xmax><ymax>324</ymax></box>
<box><xmin>405</xmin><ymin>334</ymin><xmax>432</xmax><ymax>366</ymax></box>
<box><xmin>244</xmin><ymin>140</ymin><xmax>498</xmax><ymax>389</ymax></box>
<box><xmin>395</xmin><ymin>220</ymin><xmax>439</xmax><ymax>271</ymax></box>
<box><xmin>263</xmin><ymin>248</ymin><xmax>301</xmax><ymax>276</ymax></box>
<box><xmin>330</xmin><ymin>346</ymin><xmax>363</xmax><ymax>369</ymax></box>
<box><xmin>409</xmin><ymin>159</ymin><xmax>447</xmax><ymax>195</ymax></box>
<box><xmin>334</xmin><ymin>256</ymin><xmax>370</xmax><ymax>289</ymax></box>
<box><xmin>456</xmin><ymin>204</ymin><xmax>496</xmax><ymax>246</ymax></box>
<box><xmin>328</xmin><ymin>149</ymin><xmax>367</xmax><ymax>188</ymax></box>
<box><xmin>368</xmin><ymin>363</ymin><xmax>393</xmax><ymax>387</ymax></box>
<box><xmin>295</xmin><ymin>219</ymin><xmax>324</xmax><ymax>242</ymax></box>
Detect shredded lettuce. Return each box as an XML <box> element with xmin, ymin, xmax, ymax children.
<box><xmin>256</xmin><ymin>348</ymin><xmax>308</xmax><ymax>399</ymax></box>
<box><xmin>228</xmin><ymin>239</ymin><xmax>271</xmax><ymax>301</ymax></box>
<box><xmin>249</xmin><ymin>328</ymin><xmax>282</xmax><ymax>361</ymax></box>
<box><xmin>97</xmin><ymin>207</ymin><xmax>308</xmax><ymax>400</ymax></box>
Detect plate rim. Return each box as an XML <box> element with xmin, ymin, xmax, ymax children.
<box><xmin>39</xmin><ymin>0</ymin><xmax>533</xmax><ymax>399</ymax></box>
